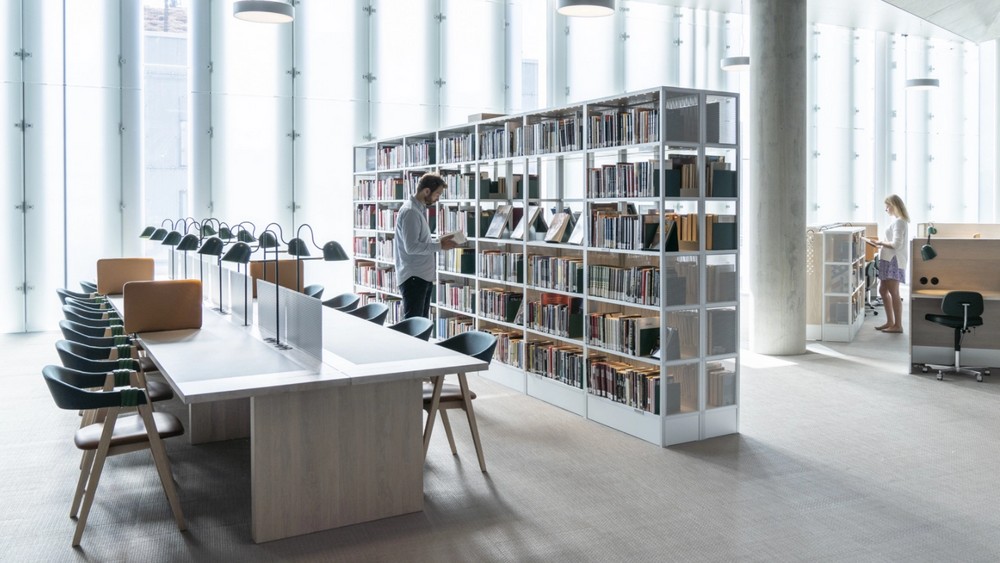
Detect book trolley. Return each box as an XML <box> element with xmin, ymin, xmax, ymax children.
<box><xmin>352</xmin><ymin>87</ymin><xmax>739</xmax><ymax>446</ymax></box>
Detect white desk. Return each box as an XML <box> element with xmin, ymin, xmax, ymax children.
<box><xmin>110</xmin><ymin>297</ymin><xmax>486</xmax><ymax>543</ymax></box>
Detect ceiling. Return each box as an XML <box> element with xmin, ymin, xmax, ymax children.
<box><xmin>637</xmin><ymin>0</ymin><xmax>1000</xmax><ymax>43</ymax></box>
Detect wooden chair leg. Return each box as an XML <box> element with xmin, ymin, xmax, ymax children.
<box><xmin>138</xmin><ymin>404</ymin><xmax>186</xmax><ymax>530</ymax></box>
<box><xmin>423</xmin><ymin>375</ymin><xmax>444</xmax><ymax>458</ymax></box>
<box><xmin>458</xmin><ymin>373</ymin><xmax>486</xmax><ymax>473</ymax></box>
<box><xmin>72</xmin><ymin>408</ymin><xmax>119</xmax><ymax>547</ymax></box>
<box><xmin>439</xmin><ymin>409</ymin><xmax>458</xmax><ymax>455</ymax></box>
<box><xmin>71</xmin><ymin>449</ymin><xmax>95</xmax><ymax>517</ymax></box>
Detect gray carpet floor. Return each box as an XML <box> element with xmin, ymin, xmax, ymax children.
<box><xmin>4</xmin><ymin>300</ymin><xmax>1000</xmax><ymax>562</ymax></box>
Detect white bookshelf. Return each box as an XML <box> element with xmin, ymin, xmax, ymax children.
<box><xmin>814</xmin><ymin>227</ymin><xmax>866</xmax><ymax>342</ymax></box>
<box><xmin>353</xmin><ymin>87</ymin><xmax>740</xmax><ymax>446</ymax></box>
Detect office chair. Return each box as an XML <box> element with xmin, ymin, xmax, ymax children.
<box><xmin>321</xmin><ymin>292</ymin><xmax>360</xmax><ymax>312</ymax></box>
<box><xmin>303</xmin><ymin>284</ymin><xmax>325</xmax><ymax>299</ymax></box>
<box><xmin>922</xmin><ymin>291</ymin><xmax>990</xmax><ymax>382</ymax></box>
<box><xmin>41</xmin><ymin>365</ymin><xmax>186</xmax><ymax>546</ymax></box>
<box><xmin>59</xmin><ymin>320</ymin><xmax>132</xmax><ymax>349</ymax></box>
<box><xmin>57</xmin><ymin>288</ymin><xmax>102</xmax><ymax>305</ymax></box>
<box><xmin>60</xmin><ymin>319</ymin><xmax>117</xmax><ymax>339</ymax></box>
<box><xmin>79</xmin><ymin>280</ymin><xmax>98</xmax><ymax>294</ymax></box>
<box><xmin>388</xmin><ymin>317</ymin><xmax>434</xmax><ymax>341</ymax></box>
<box><xmin>424</xmin><ymin>331</ymin><xmax>498</xmax><ymax>472</ymax></box>
<box><xmin>347</xmin><ymin>302</ymin><xmax>389</xmax><ymax>326</ymax></box>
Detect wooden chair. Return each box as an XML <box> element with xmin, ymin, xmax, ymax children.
<box><xmin>424</xmin><ymin>331</ymin><xmax>497</xmax><ymax>472</ymax></box>
<box><xmin>303</xmin><ymin>284</ymin><xmax>325</xmax><ymax>299</ymax></box>
<box><xmin>321</xmin><ymin>292</ymin><xmax>360</xmax><ymax>312</ymax></box>
<box><xmin>41</xmin><ymin>365</ymin><xmax>186</xmax><ymax>546</ymax></box>
<box><xmin>62</xmin><ymin>305</ymin><xmax>119</xmax><ymax>327</ymax></box>
<box><xmin>347</xmin><ymin>302</ymin><xmax>390</xmax><ymax>326</ymax></box>
<box><xmin>388</xmin><ymin>317</ymin><xmax>434</xmax><ymax>341</ymax></box>
<box><xmin>59</xmin><ymin>320</ymin><xmax>132</xmax><ymax>350</ymax></box>
<box><xmin>55</xmin><ymin>340</ymin><xmax>172</xmax><ymax>403</ymax></box>
<box><xmin>79</xmin><ymin>280</ymin><xmax>98</xmax><ymax>293</ymax></box>
<box><xmin>57</xmin><ymin>288</ymin><xmax>101</xmax><ymax>305</ymax></box>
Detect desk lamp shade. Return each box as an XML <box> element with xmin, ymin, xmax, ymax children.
<box><xmin>201</xmin><ymin>224</ymin><xmax>217</xmax><ymax>237</ymax></box>
<box><xmin>222</xmin><ymin>242</ymin><xmax>253</xmax><ymax>264</ymax></box>
<box><xmin>238</xmin><ymin>230</ymin><xmax>257</xmax><ymax>243</ymax></box>
<box><xmin>218</xmin><ymin>227</ymin><xmax>234</xmax><ymax>241</ymax></box>
<box><xmin>921</xmin><ymin>226</ymin><xmax>938</xmax><ymax>261</ymax></box>
<box><xmin>177</xmin><ymin>234</ymin><xmax>201</xmax><ymax>251</ymax></box>
<box><xmin>197</xmin><ymin>237</ymin><xmax>224</xmax><ymax>256</ymax></box>
<box><xmin>233</xmin><ymin>0</ymin><xmax>294</xmax><ymax>23</ymax></box>
<box><xmin>140</xmin><ymin>226</ymin><xmax>156</xmax><ymax>238</ymax></box>
<box><xmin>259</xmin><ymin>231</ymin><xmax>281</xmax><ymax>248</ymax></box>
<box><xmin>286</xmin><ymin>238</ymin><xmax>310</xmax><ymax>257</ymax></box>
<box><xmin>161</xmin><ymin>231</ymin><xmax>183</xmax><ymax>246</ymax></box>
<box><xmin>323</xmin><ymin>241</ymin><xmax>349</xmax><ymax>261</ymax></box>
<box><xmin>150</xmin><ymin>228</ymin><xmax>168</xmax><ymax>241</ymax></box>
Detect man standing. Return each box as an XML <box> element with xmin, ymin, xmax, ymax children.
<box><xmin>394</xmin><ymin>173</ymin><xmax>458</xmax><ymax>319</ymax></box>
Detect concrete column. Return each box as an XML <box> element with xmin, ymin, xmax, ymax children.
<box><xmin>749</xmin><ymin>0</ymin><xmax>807</xmax><ymax>355</ymax></box>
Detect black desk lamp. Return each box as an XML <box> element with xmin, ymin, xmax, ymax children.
<box><xmin>197</xmin><ymin>236</ymin><xmax>226</xmax><ymax>313</ymax></box>
<box><xmin>921</xmin><ymin>225</ymin><xmax>938</xmax><ymax>261</ymax></box>
<box><xmin>286</xmin><ymin>223</ymin><xmax>350</xmax><ymax>294</ymax></box>
<box><xmin>258</xmin><ymin>224</ymin><xmax>288</xmax><ymax>348</ymax></box>
<box><xmin>176</xmin><ymin>221</ymin><xmax>203</xmax><ymax>279</ymax></box>
<box><xmin>139</xmin><ymin>226</ymin><xmax>156</xmax><ymax>238</ymax></box>
<box><xmin>161</xmin><ymin>229</ymin><xmax>183</xmax><ymax>279</ymax></box>
<box><xmin>221</xmin><ymin>241</ymin><xmax>255</xmax><ymax>326</ymax></box>
<box><xmin>148</xmin><ymin>218</ymin><xmax>175</xmax><ymax>242</ymax></box>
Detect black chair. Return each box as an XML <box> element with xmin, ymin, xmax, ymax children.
<box><xmin>64</xmin><ymin>297</ymin><xmax>110</xmax><ymax>312</ymax></box>
<box><xmin>388</xmin><ymin>317</ymin><xmax>434</xmax><ymax>341</ymax></box>
<box><xmin>79</xmin><ymin>280</ymin><xmax>98</xmax><ymax>293</ymax></box>
<box><xmin>59</xmin><ymin>320</ymin><xmax>131</xmax><ymax>349</ymax></box>
<box><xmin>57</xmin><ymin>288</ymin><xmax>102</xmax><ymax>305</ymax></box>
<box><xmin>42</xmin><ymin>365</ymin><xmax>186</xmax><ymax>546</ymax></box>
<box><xmin>303</xmin><ymin>284</ymin><xmax>325</xmax><ymax>299</ymax></box>
<box><xmin>424</xmin><ymin>331</ymin><xmax>497</xmax><ymax>472</ymax></box>
<box><xmin>923</xmin><ymin>291</ymin><xmax>989</xmax><ymax>382</ymax></box>
<box><xmin>55</xmin><ymin>340</ymin><xmax>172</xmax><ymax>402</ymax></box>
<box><xmin>347</xmin><ymin>302</ymin><xmax>389</xmax><ymax>326</ymax></box>
<box><xmin>322</xmin><ymin>292</ymin><xmax>360</xmax><ymax>312</ymax></box>
<box><xmin>60</xmin><ymin>319</ymin><xmax>116</xmax><ymax>339</ymax></box>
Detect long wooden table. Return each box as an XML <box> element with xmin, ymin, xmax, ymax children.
<box><xmin>110</xmin><ymin>297</ymin><xmax>486</xmax><ymax>543</ymax></box>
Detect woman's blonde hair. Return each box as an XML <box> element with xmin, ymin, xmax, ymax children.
<box><xmin>885</xmin><ymin>194</ymin><xmax>910</xmax><ymax>222</ymax></box>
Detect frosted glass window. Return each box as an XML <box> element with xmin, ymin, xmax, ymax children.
<box><xmin>211</xmin><ymin>0</ymin><xmax>291</xmax><ymax>97</ymax></box>
<box><xmin>212</xmin><ymin>94</ymin><xmax>292</xmax><ymax>230</ymax></box>
<box><xmin>295</xmin><ymin>2</ymin><xmax>367</xmax><ymax>102</ymax></box>
<box><xmin>439</xmin><ymin>0</ymin><xmax>504</xmax><ymax>127</ymax></box>
<box><xmin>371</xmin><ymin>0</ymin><xmax>436</xmax><ymax>107</ymax></box>
<box><xmin>566</xmin><ymin>10</ymin><xmax>618</xmax><ymax>102</ymax></box>
<box><xmin>1</xmin><ymin>82</ymin><xmax>24</xmax><ymax>332</ymax></box>
<box><xmin>507</xmin><ymin>0</ymin><xmax>548</xmax><ymax>112</ymax></box>
<box><xmin>1</xmin><ymin>2</ymin><xmax>20</xmax><ymax>83</ymax></box>
<box><xmin>624</xmin><ymin>1</ymin><xmax>674</xmax><ymax>91</ymax></box>
<box><xmin>65</xmin><ymin>0</ymin><xmax>119</xmax><ymax>88</ymax></box>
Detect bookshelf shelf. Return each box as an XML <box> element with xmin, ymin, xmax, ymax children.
<box><xmin>353</xmin><ymin>86</ymin><xmax>740</xmax><ymax>447</ymax></box>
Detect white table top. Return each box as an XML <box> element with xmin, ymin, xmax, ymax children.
<box><xmin>912</xmin><ymin>289</ymin><xmax>1000</xmax><ymax>300</ymax></box>
<box><xmin>110</xmin><ymin>296</ymin><xmax>487</xmax><ymax>404</ymax></box>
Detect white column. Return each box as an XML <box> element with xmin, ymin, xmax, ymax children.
<box><xmin>749</xmin><ymin>0</ymin><xmax>807</xmax><ymax>355</ymax></box>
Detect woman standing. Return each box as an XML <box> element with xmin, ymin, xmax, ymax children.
<box><xmin>866</xmin><ymin>195</ymin><xmax>910</xmax><ymax>333</ymax></box>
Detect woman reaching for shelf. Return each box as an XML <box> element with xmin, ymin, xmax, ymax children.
<box><xmin>864</xmin><ymin>195</ymin><xmax>910</xmax><ymax>334</ymax></box>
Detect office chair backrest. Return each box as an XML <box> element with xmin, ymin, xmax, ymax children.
<box><xmin>322</xmin><ymin>292</ymin><xmax>360</xmax><ymax>312</ymax></box>
<box><xmin>63</xmin><ymin>304</ymin><xmax>110</xmax><ymax>321</ymax></box>
<box><xmin>941</xmin><ymin>291</ymin><xmax>984</xmax><ymax>326</ymax></box>
<box><xmin>55</xmin><ymin>340</ymin><xmax>137</xmax><ymax>373</ymax></box>
<box><xmin>59</xmin><ymin>320</ymin><xmax>120</xmax><ymax>348</ymax></box>
<box><xmin>437</xmin><ymin>331</ymin><xmax>498</xmax><ymax>365</ymax></box>
<box><xmin>348</xmin><ymin>302</ymin><xmax>390</xmax><ymax>325</ymax></box>
<box><xmin>388</xmin><ymin>317</ymin><xmax>434</xmax><ymax>341</ymax></box>
<box><xmin>57</xmin><ymin>288</ymin><xmax>99</xmax><ymax>305</ymax></box>
<box><xmin>62</xmin><ymin>307</ymin><xmax>115</xmax><ymax>327</ymax></box>
<box><xmin>79</xmin><ymin>280</ymin><xmax>98</xmax><ymax>293</ymax></box>
<box><xmin>61</xmin><ymin>319</ymin><xmax>112</xmax><ymax>338</ymax></box>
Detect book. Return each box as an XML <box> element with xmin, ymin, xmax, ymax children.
<box><xmin>511</xmin><ymin>205</ymin><xmax>544</xmax><ymax>240</ymax></box>
<box><xmin>545</xmin><ymin>212</ymin><xmax>572</xmax><ymax>243</ymax></box>
<box><xmin>440</xmin><ymin>230</ymin><xmax>468</xmax><ymax>246</ymax></box>
<box><xmin>485</xmin><ymin>204</ymin><xmax>513</xmax><ymax>238</ymax></box>
<box><xmin>566</xmin><ymin>214</ymin><xmax>585</xmax><ymax>245</ymax></box>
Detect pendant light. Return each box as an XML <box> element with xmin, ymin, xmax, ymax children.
<box><xmin>903</xmin><ymin>34</ymin><xmax>938</xmax><ymax>90</ymax></box>
<box><xmin>233</xmin><ymin>1</ymin><xmax>294</xmax><ymax>24</ymax></box>
<box><xmin>720</xmin><ymin>2</ymin><xmax>749</xmax><ymax>72</ymax></box>
<box><xmin>557</xmin><ymin>0</ymin><xmax>614</xmax><ymax>17</ymax></box>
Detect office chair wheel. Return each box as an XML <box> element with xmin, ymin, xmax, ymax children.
<box><xmin>937</xmin><ymin>371</ymin><xmax>944</xmax><ymax>381</ymax></box>
<box><xmin>921</xmin><ymin>366</ymin><xmax>929</xmax><ymax>373</ymax></box>
<box><xmin>985</xmin><ymin>369</ymin><xmax>991</xmax><ymax>376</ymax></box>
<box><xmin>977</xmin><ymin>374</ymin><xmax>983</xmax><ymax>382</ymax></box>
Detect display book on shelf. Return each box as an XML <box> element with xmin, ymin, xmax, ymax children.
<box><xmin>351</xmin><ymin>86</ymin><xmax>740</xmax><ymax>447</ymax></box>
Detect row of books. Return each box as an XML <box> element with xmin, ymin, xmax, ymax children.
<box><xmin>438</xmin><ymin>248</ymin><xmax>477</xmax><ymax>275</ymax></box>
<box><xmin>520</xmin><ymin>117</ymin><xmax>582</xmax><ymax>155</ymax></box>
<box><xmin>405</xmin><ymin>141</ymin><xmax>435</xmax><ymax>167</ymax></box>
<box><xmin>526</xmin><ymin>294</ymin><xmax>583</xmax><ymax>339</ymax></box>
<box><xmin>586</xmin><ymin>312</ymin><xmax>659</xmax><ymax>357</ymax></box>
<box><xmin>354</xmin><ymin>204</ymin><xmax>377</xmax><ymax>230</ymax></box>
<box><xmin>438</xmin><ymin>133</ymin><xmax>475</xmax><ymax>164</ymax></box>
<box><xmin>588</xmin><ymin>265</ymin><xmax>660</xmax><ymax>306</ymax></box>
<box><xmin>360</xmin><ymin>294</ymin><xmax>404</xmax><ymax>326</ymax></box>
<box><xmin>526</xmin><ymin>341</ymin><xmax>584</xmax><ymax>388</ymax></box>
<box><xmin>376</xmin><ymin>238</ymin><xmax>394</xmax><ymax>263</ymax></box>
<box><xmin>588</xmin><ymin>106</ymin><xmax>659</xmax><ymax>149</ymax></box>
<box><xmin>707</xmin><ymin>363</ymin><xmax>737</xmax><ymax>407</ymax></box>
<box><xmin>481</xmin><ymin>327</ymin><xmax>525</xmax><ymax>368</ymax></box>
<box><xmin>376</xmin><ymin>145</ymin><xmax>404</xmax><ymax>170</ymax></box>
<box><xmin>478</xmin><ymin>251</ymin><xmax>524</xmax><ymax>283</ymax></box>
<box><xmin>437</xmin><ymin>314</ymin><xmax>475</xmax><ymax>340</ymax></box>
<box><xmin>439</xmin><ymin>172</ymin><xmax>538</xmax><ymax>201</ymax></box>
<box><xmin>437</xmin><ymin>281</ymin><xmax>475</xmax><ymax>314</ymax></box>
<box><xmin>355</xmin><ymin>262</ymin><xmax>397</xmax><ymax>293</ymax></box>
<box><xmin>353</xmin><ymin>236</ymin><xmax>375</xmax><ymax>259</ymax></box>
<box><xmin>528</xmin><ymin>255</ymin><xmax>584</xmax><ymax>293</ymax></box>
<box><xmin>587</xmin><ymin>358</ymin><xmax>662</xmax><ymax>414</ymax></box>
<box><xmin>478</xmin><ymin>126</ymin><xmax>521</xmax><ymax>160</ymax></box>
<box><xmin>478</xmin><ymin>288</ymin><xmax>522</xmax><ymax>323</ymax></box>
<box><xmin>587</xmin><ymin>161</ymin><xmax>660</xmax><ymax>199</ymax></box>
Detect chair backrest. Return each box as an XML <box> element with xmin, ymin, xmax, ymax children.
<box><xmin>322</xmin><ymin>292</ymin><xmax>360</xmax><ymax>312</ymax></box>
<box><xmin>436</xmin><ymin>331</ymin><xmax>498</xmax><ymax>365</ymax></box>
<box><xmin>942</xmin><ymin>291</ymin><xmax>984</xmax><ymax>320</ymax></box>
<box><xmin>61</xmin><ymin>319</ymin><xmax>111</xmax><ymax>338</ymax></box>
<box><xmin>303</xmin><ymin>284</ymin><xmax>325</xmax><ymax>299</ymax></box>
<box><xmin>64</xmin><ymin>297</ymin><xmax>107</xmax><ymax>312</ymax></box>
<box><xmin>62</xmin><ymin>307</ymin><xmax>115</xmax><ymax>327</ymax></box>
<box><xmin>79</xmin><ymin>280</ymin><xmax>98</xmax><ymax>293</ymax></box>
<box><xmin>42</xmin><ymin>365</ymin><xmax>143</xmax><ymax>411</ymax></box>
<box><xmin>59</xmin><ymin>320</ymin><xmax>119</xmax><ymax>348</ymax></box>
<box><xmin>55</xmin><ymin>340</ymin><xmax>135</xmax><ymax>373</ymax></box>
<box><xmin>388</xmin><ymin>317</ymin><xmax>434</xmax><ymax>341</ymax></box>
<box><xmin>59</xmin><ymin>339</ymin><xmax>113</xmax><ymax>361</ymax></box>
<box><xmin>57</xmin><ymin>288</ymin><xmax>97</xmax><ymax>305</ymax></box>
<box><xmin>348</xmin><ymin>302</ymin><xmax>390</xmax><ymax>325</ymax></box>
<box><xmin>63</xmin><ymin>303</ymin><xmax>108</xmax><ymax>319</ymax></box>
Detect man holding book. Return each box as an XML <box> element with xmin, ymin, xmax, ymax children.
<box><xmin>395</xmin><ymin>173</ymin><xmax>459</xmax><ymax>319</ymax></box>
